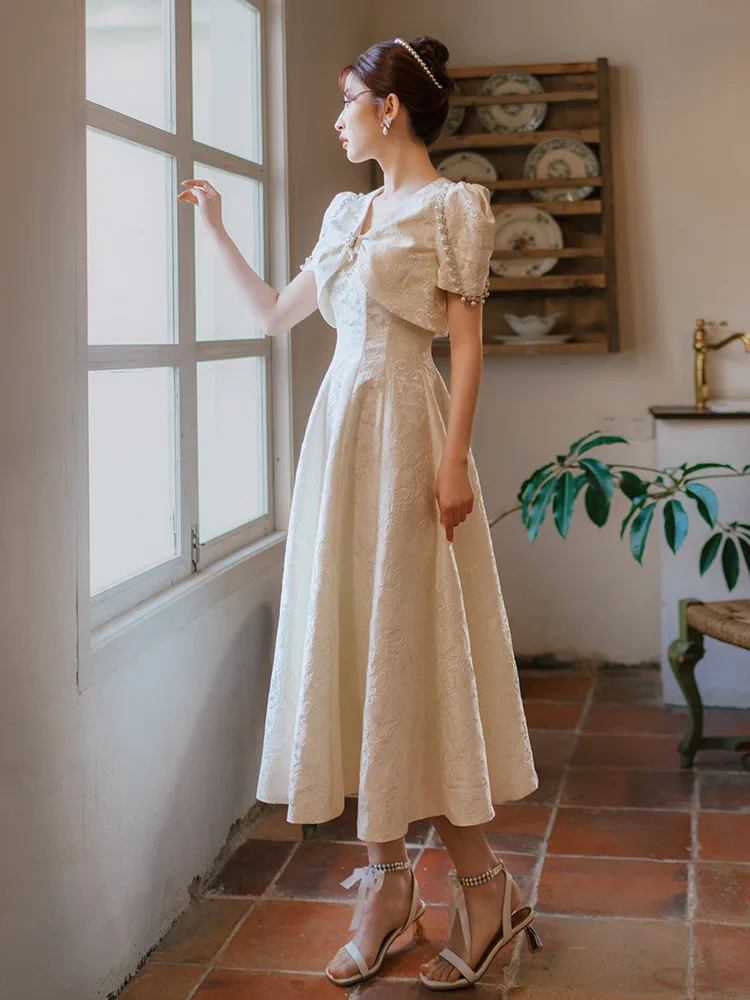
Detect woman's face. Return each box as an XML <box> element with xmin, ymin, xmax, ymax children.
<box><xmin>335</xmin><ymin>72</ymin><xmax>389</xmax><ymax>162</ymax></box>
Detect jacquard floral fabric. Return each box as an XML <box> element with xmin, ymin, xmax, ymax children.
<box><xmin>256</xmin><ymin>177</ymin><xmax>538</xmax><ymax>842</ymax></box>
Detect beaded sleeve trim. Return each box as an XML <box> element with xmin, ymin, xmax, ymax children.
<box><xmin>435</xmin><ymin>185</ymin><xmax>491</xmax><ymax>306</ymax></box>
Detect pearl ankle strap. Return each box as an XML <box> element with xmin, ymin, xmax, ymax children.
<box><xmin>365</xmin><ymin>860</ymin><xmax>412</xmax><ymax>873</ymax></box>
<box><xmin>457</xmin><ymin>858</ymin><xmax>506</xmax><ymax>887</ymax></box>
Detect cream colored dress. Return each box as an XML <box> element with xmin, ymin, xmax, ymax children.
<box><xmin>256</xmin><ymin>177</ymin><xmax>538</xmax><ymax>842</ymax></box>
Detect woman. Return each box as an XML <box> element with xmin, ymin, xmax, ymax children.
<box><xmin>178</xmin><ymin>33</ymin><xmax>539</xmax><ymax>991</ymax></box>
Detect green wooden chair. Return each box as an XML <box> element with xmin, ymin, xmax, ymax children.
<box><xmin>668</xmin><ymin>597</ymin><xmax>750</xmax><ymax>770</ymax></box>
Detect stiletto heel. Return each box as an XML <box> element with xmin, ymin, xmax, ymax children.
<box><xmin>419</xmin><ymin>857</ymin><xmax>542</xmax><ymax>990</ymax></box>
<box><xmin>413</xmin><ymin>916</ymin><xmax>429</xmax><ymax>945</ymax></box>
<box><xmin>525</xmin><ymin>923</ymin><xmax>543</xmax><ymax>953</ymax></box>
<box><xmin>325</xmin><ymin>859</ymin><xmax>427</xmax><ymax>986</ymax></box>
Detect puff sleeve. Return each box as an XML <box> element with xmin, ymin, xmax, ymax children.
<box><xmin>299</xmin><ymin>190</ymin><xmax>358</xmax><ymax>273</ymax></box>
<box><xmin>435</xmin><ymin>181</ymin><xmax>496</xmax><ymax>306</ymax></box>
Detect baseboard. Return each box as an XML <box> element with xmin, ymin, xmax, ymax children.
<box><xmin>516</xmin><ymin>653</ymin><xmax>660</xmax><ymax>673</ymax></box>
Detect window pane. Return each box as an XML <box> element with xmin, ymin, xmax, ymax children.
<box><xmin>194</xmin><ymin>163</ymin><xmax>264</xmax><ymax>341</ymax></box>
<box><xmin>87</xmin><ymin>129</ymin><xmax>174</xmax><ymax>345</ymax></box>
<box><xmin>192</xmin><ymin>0</ymin><xmax>262</xmax><ymax>162</ymax></box>
<box><xmin>86</xmin><ymin>0</ymin><xmax>172</xmax><ymax>131</ymax></box>
<box><xmin>197</xmin><ymin>357</ymin><xmax>267</xmax><ymax>541</ymax></box>
<box><xmin>89</xmin><ymin>368</ymin><xmax>178</xmax><ymax>593</ymax></box>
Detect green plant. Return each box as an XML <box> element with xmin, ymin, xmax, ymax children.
<box><xmin>490</xmin><ymin>430</ymin><xmax>750</xmax><ymax>591</ymax></box>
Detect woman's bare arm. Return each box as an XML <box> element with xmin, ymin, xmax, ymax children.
<box><xmin>433</xmin><ymin>293</ymin><xmax>483</xmax><ymax>542</ymax></box>
<box><xmin>442</xmin><ymin>293</ymin><xmax>483</xmax><ymax>463</ymax></box>
<box><xmin>206</xmin><ymin>225</ymin><xmax>320</xmax><ymax>336</ymax></box>
<box><xmin>177</xmin><ymin>178</ymin><xmax>320</xmax><ymax>336</ymax></box>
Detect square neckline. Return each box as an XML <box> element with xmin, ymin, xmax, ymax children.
<box><xmin>355</xmin><ymin>177</ymin><xmax>446</xmax><ymax>239</ymax></box>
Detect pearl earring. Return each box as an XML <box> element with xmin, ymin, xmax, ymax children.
<box><xmin>382</xmin><ymin>118</ymin><xmax>392</xmax><ymax>135</ymax></box>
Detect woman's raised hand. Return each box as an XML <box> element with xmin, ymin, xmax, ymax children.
<box><xmin>177</xmin><ymin>179</ymin><xmax>224</xmax><ymax>234</ymax></box>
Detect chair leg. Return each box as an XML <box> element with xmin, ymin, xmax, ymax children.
<box><xmin>668</xmin><ymin>598</ymin><xmax>706</xmax><ymax>768</ymax></box>
<box><xmin>302</xmin><ymin>823</ymin><xmax>318</xmax><ymax>840</ymax></box>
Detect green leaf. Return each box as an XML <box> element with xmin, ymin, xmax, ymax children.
<box><xmin>518</xmin><ymin>463</ymin><xmax>555</xmax><ymax>507</ymax></box>
<box><xmin>722</xmin><ymin>537</ymin><xmax>740</xmax><ymax>591</ymax></box>
<box><xmin>579</xmin><ymin>458</ymin><xmax>613</xmax><ymax>528</ymax></box>
<box><xmin>573</xmin><ymin>473</ymin><xmax>588</xmax><ymax>499</ymax></box>
<box><xmin>699</xmin><ymin>533</ymin><xmax>723</xmax><ymax>575</ymax></box>
<box><xmin>568</xmin><ymin>429</ymin><xmax>602</xmax><ymax>455</ymax></box>
<box><xmin>620</xmin><ymin>495</ymin><xmax>648</xmax><ymax>539</ymax></box>
<box><xmin>629</xmin><ymin>502</ymin><xmax>656</xmax><ymax>564</ymax></box>
<box><xmin>577</xmin><ymin>434</ymin><xmax>628</xmax><ymax>455</ymax></box>
<box><xmin>526</xmin><ymin>475</ymin><xmax>558</xmax><ymax>543</ymax></box>
<box><xmin>739</xmin><ymin>537</ymin><xmax>750</xmax><ymax>577</ymax></box>
<box><xmin>663</xmin><ymin>498</ymin><xmax>689</xmax><ymax>553</ymax></box>
<box><xmin>619</xmin><ymin>471</ymin><xmax>647</xmax><ymax>500</ymax></box>
<box><xmin>684</xmin><ymin>462</ymin><xmax>738</xmax><ymax>474</ymax></box>
<box><xmin>684</xmin><ymin>483</ymin><xmax>719</xmax><ymax>528</ymax></box>
<box><xmin>552</xmin><ymin>471</ymin><xmax>575</xmax><ymax>539</ymax></box>
<box><xmin>579</xmin><ymin>457</ymin><xmax>614</xmax><ymax>494</ymax></box>
<box><xmin>585</xmin><ymin>482</ymin><xmax>610</xmax><ymax>527</ymax></box>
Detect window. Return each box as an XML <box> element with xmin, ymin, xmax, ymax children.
<box><xmin>82</xmin><ymin>0</ymin><xmax>276</xmax><ymax>631</ymax></box>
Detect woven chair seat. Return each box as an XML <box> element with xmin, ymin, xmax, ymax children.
<box><xmin>685</xmin><ymin>599</ymin><xmax>750</xmax><ymax>651</ymax></box>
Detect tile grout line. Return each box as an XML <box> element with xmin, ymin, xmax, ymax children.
<box><xmin>686</xmin><ymin>768</ymin><xmax>700</xmax><ymax>1000</ymax></box>
<box><xmin>185</xmin><ymin>838</ymin><xmax>305</xmax><ymax>997</ymax></box>
<box><xmin>503</xmin><ymin>674</ymin><xmax>597</xmax><ymax>996</ymax></box>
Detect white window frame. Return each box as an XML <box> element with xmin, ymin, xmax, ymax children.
<box><xmin>74</xmin><ymin>0</ymin><xmax>294</xmax><ymax>689</ymax></box>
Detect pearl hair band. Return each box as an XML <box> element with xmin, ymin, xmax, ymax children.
<box><xmin>393</xmin><ymin>37</ymin><xmax>444</xmax><ymax>90</ymax></box>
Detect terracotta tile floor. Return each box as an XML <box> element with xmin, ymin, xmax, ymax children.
<box><xmin>118</xmin><ymin>669</ymin><xmax>750</xmax><ymax>999</ymax></box>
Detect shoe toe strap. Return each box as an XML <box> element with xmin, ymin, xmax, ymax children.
<box><xmin>438</xmin><ymin>946</ymin><xmax>478</xmax><ymax>984</ymax></box>
<box><xmin>344</xmin><ymin>939</ymin><xmax>370</xmax><ymax>977</ymax></box>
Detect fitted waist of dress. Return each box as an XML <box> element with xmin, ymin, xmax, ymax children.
<box><xmin>330</xmin><ymin>328</ymin><xmax>437</xmax><ymax>371</ymax></box>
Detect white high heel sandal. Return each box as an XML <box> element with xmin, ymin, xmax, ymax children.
<box><xmin>325</xmin><ymin>859</ymin><xmax>428</xmax><ymax>986</ymax></box>
<box><xmin>419</xmin><ymin>857</ymin><xmax>542</xmax><ymax>990</ymax></box>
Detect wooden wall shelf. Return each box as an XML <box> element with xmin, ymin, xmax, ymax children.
<box><xmin>432</xmin><ymin>339</ymin><xmax>609</xmax><ymax>356</ymax></box>
<box><xmin>424</xmin><ymin>57</ymin><xmax>619</xmax><ymax>357</ymax></box>
<box><xmin>430</xmin><ymin>128</ymin><xmax>601</xmax><ymax>150</ymax></box>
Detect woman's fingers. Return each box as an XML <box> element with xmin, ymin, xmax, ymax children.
<box><xmin>439</xmin><ymin>499</ymin><xmax>474</xmax><ymax>542</ymax></box>
<box><xmin>441</xmin><ymin>507</ymin><xmax>455</xmax><ymax>543</ymax></box>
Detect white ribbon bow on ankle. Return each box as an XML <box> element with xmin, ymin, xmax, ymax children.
<box><xmin>340</xmin><ymin>866</ymin><xmax>386</xmax><ymax>931</ymax></box>
<box><xmin>447</xmin><ymin>870</ymin><xmax>472</xmax><ymax>954</ymax></box>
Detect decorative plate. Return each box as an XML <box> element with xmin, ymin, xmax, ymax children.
<box><xmin>490</xmin><ymin>206</ymin><xmax>563</xmax><ymax>278</ymax></box>
<box><xmin>441</xmin><ymin>80</ymin><xmax>466</xmax><ymax>137</ymax></box>
<box><xmin>436</xmin><ymin>152</ymin><xmax>497</xmax><ymax>186</ymax></box>
<box><xmin>524</xmin><ymin>138</ymin><xmax>600</xmax><ymax>201</ymax></box>
<box><xmin>477</xmin><ymin>72</ymin><xmax>547</xmax><ymax>133</ymax></box>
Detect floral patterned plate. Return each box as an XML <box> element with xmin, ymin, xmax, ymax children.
<box><xmin>524</xmin><ymin>138</ymin><xmax>599</xmax><ymax>201</ymax></box>
<box><xmin>441</xmin><ymin>80</ymin><xmax>466</xmax><ymax>137</ymax></box>
<box><xmin>477</xmin><ymin>72</ymin><xmax>547</xmax><ymax>133</ymax></box>
<box><xmin>490</xmin><ymin>206</ymin><xmax>563</xmax><ymax>278</ymax></box>
<box><xmin>436</xmin><ymin>151</ymin><xmax>497</xmax><ymax>186</ymax></box>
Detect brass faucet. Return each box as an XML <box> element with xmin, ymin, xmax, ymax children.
<box><xmin>693</xmin><ymin>318</ymin><xmax>750</xmax><ymax>408</ymax></box>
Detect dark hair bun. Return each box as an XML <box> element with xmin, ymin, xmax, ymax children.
<box><xmin>410</xmin><ymin>35</ymin><xmax>450</xmax><ymax>82</ymax></box>
<box><xmin>339</xmin><ymin>34</ymin><xmax>455</xmax><ymax>146</ymax></box>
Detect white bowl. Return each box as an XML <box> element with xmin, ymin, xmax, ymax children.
<box><xmin>503</xmin><ymin>313</ymin><xmax>562</xmax><ymax>338</ymax></box>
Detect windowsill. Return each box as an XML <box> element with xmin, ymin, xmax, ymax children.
<box><xmin>79</xmin><ymin>530</ymin><xmax>288</xmax><ymax>691</ymax></box>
